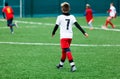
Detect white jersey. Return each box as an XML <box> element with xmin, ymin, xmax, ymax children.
<box><xmin>109</xmin><ymin>6</ymin><xmax>116</xmax><ymax>17</ymax></box>
<box><xmin>56</xmin><ymin>14</ymin><xmax>76</xmax><ymax>39</ymax></box>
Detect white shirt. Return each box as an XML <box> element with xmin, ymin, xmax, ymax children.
<box><xmin>56</xmin><ymin>14</ymin><xmax>76</xmax><ymax>39</ymax></box>
<box><xmin>109</xmin><ymin>6</ymin><xmax>116</xmax><ymax>17</ymax></box>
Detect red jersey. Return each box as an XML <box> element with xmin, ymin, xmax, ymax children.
<box><xmin>85</xmin><ymin>8</ymin><xmax>93</xmax><ymax>22</ymax></box>
<box><xmin>2</xmin><ymin>6</ymin><xmax>14</xmax><ymax>20</ymax></box>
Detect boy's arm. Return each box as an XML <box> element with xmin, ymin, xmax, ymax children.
<box><xmin>52</xmin><ymin>24</ymin><xmax>59</xmax><ymax>37</ymax></box>
<box><xmin>74</xmin><ymin>22</ymin><xmax>88</xmax><ymax>37</ymax></box>
<box><xmin>2</xmin><ymin>12</ymin><xmax>6</xmax><ymax>19</ymax></box>
<box><xmin>84</xmin><ymin>11</ymin><xmax>86</xmax><ymax>16</ymax></box>
<box><xmin>107</xmin><ymin>9</ymin><xmax>111</xmax><ymax>13</ymax></box>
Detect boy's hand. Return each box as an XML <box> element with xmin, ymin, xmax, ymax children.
<box><xmin>52</xmin><ymin>34</ymin><xmax>55</xmax><ymax>37</ymax></box>
<box><xmin>84</xmin><ymin>33</ymin><xmax>88</xmax><ymax>37</ymax></box>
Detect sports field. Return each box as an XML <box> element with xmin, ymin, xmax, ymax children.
<box><xmin>0</xmin><ymin>16</ymin><xmax>120</xmax><ymax>79</ymax></box>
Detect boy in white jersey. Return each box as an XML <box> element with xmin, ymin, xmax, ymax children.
<box><xmin>102</xmin><ymin>3</ymin><xmax>117</xmax><ymax>29</ymax></box>
<box><xmin>52</xmin><ymin>2</ymin><xmax>88</xmax><ymax>72</ymax></box>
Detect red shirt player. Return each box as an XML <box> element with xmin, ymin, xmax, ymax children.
<box><xmin>2</xmin><ymin>2</ymin><xmax>18</xmax><ymax>34</ymax></box>
<box><xmin>84</xmin><ymin>4</ymin><xmax>94</xmax><ymax>30</ymax></box>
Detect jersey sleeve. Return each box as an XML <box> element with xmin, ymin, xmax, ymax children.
<box><xmin>2</xmin><ymin>7</ymin><xmax>5</xmax><ymax>12</ymax></box>
<box><xmin>72</xmin><ymin>15</ymin><xmax>77</xmax><ymax>24</ymax></box>
<box><xmin>56</xmin><ymin>16</ymin><xmax>60</xmax><ymax>25</ymax></box>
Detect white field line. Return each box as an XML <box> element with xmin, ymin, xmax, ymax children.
<box><xmin>0</xmin><ymin>19</ymin><xmax>54</xmax><ymax>25</ymax></box>
<box><xmin>83</xmin><ymin>26</ymin><xmax>120</xmax><ymax>32</ymax></box>
<box><xmin>0</xmin><ymin>19</ymin><xmax>120</xmax><ymax>32</ymax></box>
<box><xmin>0</xmin><ymin>42</ymin><xmax>120</xmax><ymax>47</ymax></box>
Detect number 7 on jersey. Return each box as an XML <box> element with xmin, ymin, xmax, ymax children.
<box><xmin>65</xmin><ymin>19</ymin><xmax>70</xmax><ymax>30</ymax></box>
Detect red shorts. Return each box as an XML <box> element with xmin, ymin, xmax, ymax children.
<box><xmin>60</xmin><ymin>38</ymin><xmax>72</xmax><ymax>48</ymax></box>
<box><xmin>87</xmin><ymin>18</ymin><xmax>93</xmax><ymax>23</ymax></box>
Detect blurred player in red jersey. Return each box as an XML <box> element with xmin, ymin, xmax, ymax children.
<box><xmin>84</xmin><ymin>4</ymin><xmax>94</xmax><ymax>30</ymax></box>
<box><xmin>102</xmin><ymin>3</ymin><xmax>117</xmax><ymax>29</ymax></box>
<box><xmin>2</xmin><ymin>2</ymin><xmax>18</xmax><ymax>34</ymax></box>
<box><xmin>52</xmin><ymin>2</ymin><xmax>88</xmax><ymax>72</ymax></box>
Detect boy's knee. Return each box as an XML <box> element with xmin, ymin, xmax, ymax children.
<box><xmin>64</xmin><ymin>48</ymin><xmax>71</xmax><ymax>52</ymax></box>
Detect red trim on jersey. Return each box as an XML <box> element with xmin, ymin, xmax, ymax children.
<box><xmin>60</xmin><ymin>38</ymin><xmax>72</xmax><ymax>48</ymax></box>
<box><xmin>107</xmin><ymin>9</ymin><xmax>111</xmax><ymax>13</ymax></box>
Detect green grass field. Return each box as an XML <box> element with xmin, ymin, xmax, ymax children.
<box><xmin>0</xmin><ymin>16</ymin><xmax>120</xmax><ymax>79</ymax></box>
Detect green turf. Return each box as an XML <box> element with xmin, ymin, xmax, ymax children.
<box><xmin>0</xmin><ymin>16</ymin><xmax>120</xmax><ymax>79</ymax></box>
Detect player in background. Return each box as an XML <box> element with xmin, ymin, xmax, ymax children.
<box><xmin>52</xmin><ymin>2</ymin><xmax>88</xmax><ymax>72</ymax></box>
<box><xmin>84</xmin><ymin>4</ymin><xmax>94</xmax><ymax>30</ymax></box>
<box><xmin>102</xmin><ymin>2</ymin><xmax>117</xmax><ymax>29</ymax></box>
<box><xmin>2</xmin><ymin>2</ymin><xmax>18</xmax><ymax>34</ymax></box>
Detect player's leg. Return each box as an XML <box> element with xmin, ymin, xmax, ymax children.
<box><xmin>58</xmin><ymin>38</ymin><xmax>76</xmax><ymax>71</ymax></box>
<box><xmin>7</xmin><ymin>20</ymin><xmax>14</xmax><ymax>34</ymax></box>
<box><xmin>88</xmin><ymin>19</ymin><xmax>93</xmax><ymax>30</ymax></box>
<box><xmin>105</xmin><ymin>17</ymin><xmax>110</xmax><ymax>27</ymax></box>
<box><xmin>9</xmin><ymin>18</ymin><xmax>18</xmax><ymax>28</ymax></box>
<box><xmin>102</xmin><ymin>16</ymin><xmax>111</xmax><ymax>29</ymax></box>
<box><xmin>66</xmin><ymin>39</ymin><xmax>76</xmax><ymax>72</ymax></box>
<box><xmin>105</xmin><ymin>16</ymin><xmax>114</xmax><ymax>27</ymax></box>
<box><xmin>9</xmin><ymin>18</ymin><xmax>16</xmax><ymax>26</ymax></box>
<box><xmin>108</xmin><ymin>18</ymin><xmax>115</xmax><ymax>28</ymax></box>
<box><xmin>56</xmin><ymin>39</ymin><xmax>67</xmax><ymax>69</ymax></box>
<box><xmin>65</xmin><ymin>48</ymin><xmax>76</xmax><ymax>72</ymax></box>
<box><xmin>109</xmin><ymin>21</ymin><xmax>115</xmax><ymax>28</ymax></box>
<box><xmin>56</xmin><ymin>49</ymin><xmax>66</xmax><ymax>69</ymax></box>
<box><xmin>106</xmin><ymin>17</ymin><xmax>115</xmax><ymax>28</ymax></box>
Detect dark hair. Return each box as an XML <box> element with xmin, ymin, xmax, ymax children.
<box><xmin>111</xmin><ymin>2</ymin><xmax>114</xmax><ymax>6</ymax></box>
<box><xmin>61</xmin><ymin>2</ymin><xmax>70</xmax><ymax>13</ymax></box>
<box><xmin>5</xmin><ymin>2</ymin><xmax>8</xmax><ymax>6</ymax></box>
